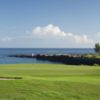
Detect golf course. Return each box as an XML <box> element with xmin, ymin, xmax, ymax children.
<box><xmin>0</xmin><ymin>64</ymin><xmax>100</xmax><ymax>100</ymax></box>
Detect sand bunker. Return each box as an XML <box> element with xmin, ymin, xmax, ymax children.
<box><xmin>0</xmin><ymin>77</ymin><xmax>22</xmax><ymax>80</ymax></box>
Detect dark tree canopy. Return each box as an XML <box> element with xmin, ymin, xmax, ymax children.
<box><xmin>95</xmin><ymin>43</ymin><xmax>100</xmax><ymax>54</ymax></box>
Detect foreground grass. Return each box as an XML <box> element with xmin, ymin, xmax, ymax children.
<box><xmin>0</xmin><ymin>64</ymin><xmax>100</xmax><ymax>100</ymax></box>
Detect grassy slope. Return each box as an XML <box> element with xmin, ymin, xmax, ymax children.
<box><xmin>0</xmin><ymin>64</ymin><xmax>100</xmax><ymax>100</ymax></box>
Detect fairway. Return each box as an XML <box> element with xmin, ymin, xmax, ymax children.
<box><xmin>0</xmin><ymin>64</ymin><xmax>100</xmax><ymax>100</ymax></box>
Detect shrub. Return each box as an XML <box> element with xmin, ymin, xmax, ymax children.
<box><xmin>95</xmin><ymin>43</ymin><xmax>100</xmax><ymax>55</ymax></box>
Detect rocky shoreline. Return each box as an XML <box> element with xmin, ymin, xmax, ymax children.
<box><xmin>9</xmin><ymin>54</ymin><xmax>100</xmax><ymax>65</ymax></box>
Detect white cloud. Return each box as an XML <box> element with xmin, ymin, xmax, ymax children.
<box><xmin>97</xmin><ymin>32</ymin><xmax>100</xmax><ymax>37</ymax></box>
<box><xmin>0</xmin><ymin>37</ymin><xmax>12</xmax><ymax>42</ymax></box>
<box><xmin>32</xmin><ymin>24</ymin><xmax>93</xmax><ymax>44</ymax></box>
<box><xmin>1</xmin><ymin>25</ymin><xmax>93</xmax><ymax>44</ymax></box>
<box><xmin>33</xmin><ymin>24</ymin><xmax>66</xmax><ymax>37</ymax></box>
<box><xmin>71</xmin><ymin>34</ymin><xmax>93</xmax><ymax>44</ymax></box>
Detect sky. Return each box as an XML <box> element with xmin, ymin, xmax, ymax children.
<box><xmin>0</xmin><ymin>0</ymin><xmax>100</xmax><ymax>48</ymax></box>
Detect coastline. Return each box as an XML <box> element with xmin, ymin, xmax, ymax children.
<box><xmin>9</xmin><ymin>53</ymin><xmax>100</xmax><ymax>65</ymax></box>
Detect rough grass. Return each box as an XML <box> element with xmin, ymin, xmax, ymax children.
<box><xmin>0</xmin><ymin>64</ymin><xmax>100</xmax><ymax>100</ymax></box>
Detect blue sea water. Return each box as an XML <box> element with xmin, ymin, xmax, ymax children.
<box><xmin>0</xmin><ymin>48</ymin><xmax>95</xmax><ymax>64</ymax></box>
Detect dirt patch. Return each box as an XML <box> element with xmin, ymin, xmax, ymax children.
<box><xmin>0</xmin><ymin>77</ymin><xmax>22</xmax><ymax>80</ymax></box>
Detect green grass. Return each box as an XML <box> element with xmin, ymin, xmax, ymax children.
<box><xmin>0</xmin><ymin>64</ymin><xmax>100</xmax><ymax>100</ymax></box>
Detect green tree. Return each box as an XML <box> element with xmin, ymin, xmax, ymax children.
<box><xmin>95</xmin><ymin>43</ymin><xmax>100</xmax><ymax>55</ymax></box>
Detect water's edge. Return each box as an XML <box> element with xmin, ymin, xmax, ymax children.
<box><xmin>0</xmin><ymin>48</ymin><xmax>95</xmax><ymax>64</ymax></box>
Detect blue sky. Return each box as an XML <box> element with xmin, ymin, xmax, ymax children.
<box><xmin>0</xmin><ymin>0</ymin><xmax>100</xmax><ymax>48</ymax></box>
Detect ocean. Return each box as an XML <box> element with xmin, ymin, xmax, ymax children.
<box><xmin>0</xmin><ymin>48</ymin><xmax>95</xmax><ymax>64</ymax></box>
